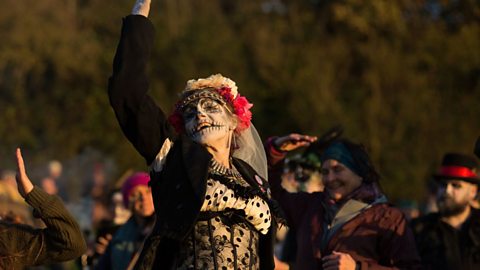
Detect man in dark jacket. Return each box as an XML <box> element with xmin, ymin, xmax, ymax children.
<box><xmin>411</xmin><ymin>152</ymin><xmax>480</xmax><ymax>270</ymax></box>
<box><xmin>0</xmin><ymin>148</ymin><xmax>87</xmax><ymax>269</ymax></box>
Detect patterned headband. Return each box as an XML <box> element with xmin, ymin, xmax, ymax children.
<box><xmin>168</xmin><ymin>74</ymin><xmax>253</xmax><ymax>134</ymax></box>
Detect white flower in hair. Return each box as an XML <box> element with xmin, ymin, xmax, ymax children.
<box><xmin>184</xmin><ymin>74</ymin><xmax>238</xmax><ymax>98</ymax></box>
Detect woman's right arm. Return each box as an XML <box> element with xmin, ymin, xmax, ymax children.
<box><xmin>108</xmin><ymin>0</ymin><xmax>174</xmax><ymax>165</ymax></box>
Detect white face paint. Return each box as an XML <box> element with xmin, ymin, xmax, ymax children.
<box><xmin>183</xmin><ymin>97</ymin><xmax>237</xmax><ymax>146</ymax></box>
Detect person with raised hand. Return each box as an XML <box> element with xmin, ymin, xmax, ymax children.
<box><xmin>266</xmin><ymin>134</ymin><xmax>422</xmax><ymax>270</ymax></box>
<box><xmin>108</xmin><ymin>0</ymin><xmax>284</xmax><ymax>269</ymax></box>
<box><xmin>0</xmin><ymin>148</ymin><xmax>86</xmax><ymax>269</ymax></box>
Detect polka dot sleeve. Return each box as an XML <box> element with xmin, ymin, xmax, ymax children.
<box><xmin>200</xmin><ymin>179</ymin><xmax>271</xmax><ymax>234</ymax></box>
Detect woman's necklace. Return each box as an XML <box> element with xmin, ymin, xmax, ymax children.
<box><xmin>210</xmin><ymin>158</ymin><xmax>248</xmax><ymax>186</ymax></box>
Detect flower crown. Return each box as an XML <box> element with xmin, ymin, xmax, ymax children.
<box><xmin>168</xmin><ymin>74</ymin><xmax>253</xmax><ymax>134</ymax></box>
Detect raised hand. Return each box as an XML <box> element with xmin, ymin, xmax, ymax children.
<box><xmin>15</xmin><ymin>148</ymin><xmax>34</xmax><ymax>198</ymax></box>
<box><xmin>131</xmin><ymin>0</ymin><xmax>151</xmax><ymax>17</ymax></box>
<box><xmin>273</xmin><ymin>133</ymin><xmax>317</xmax><ymax>152</ymax></box>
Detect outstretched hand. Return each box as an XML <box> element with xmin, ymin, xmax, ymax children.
<box><xmin>131</xmin><ymin>0</ymin><xmax>151</xmax><ymax>17</ymax></box>
<box><xmin>273</xmin><ymin>133</ymin><xmax>317</xmax><ymax>152</ymax></box>
<box><xmin>15</xmin><ymin>148</ymin><xmax>34</xmax><ymax>198</ymax></box>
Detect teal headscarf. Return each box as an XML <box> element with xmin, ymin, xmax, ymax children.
<box><xmin>320</xmin><ymin>142</ymin><xmax>362</xmax><ymax>177</ymax></box>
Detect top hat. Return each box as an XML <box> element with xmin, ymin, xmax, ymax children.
<box><xmin>433</xmin><ymin>153</ymin><xmax>480</xmax><ymax>184</ymax></box>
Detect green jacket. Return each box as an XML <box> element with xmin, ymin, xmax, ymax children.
<box><xmin>0</xmin><ymin>186</ymin><xmax>87</xmax><ymax>269</ymax></box>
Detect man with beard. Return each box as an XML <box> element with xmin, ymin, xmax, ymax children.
<box><xmin>411</xmin><ymin>152</ymin><xmax>480</xmax><ymax>270</ymax></box>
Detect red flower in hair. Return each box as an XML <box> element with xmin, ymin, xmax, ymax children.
<box><xmin>216</xmin><ymin>87</ymin><xmax>252</xmax><ymax>132</ymax></box>
<box><xmin>167</xmin><ymin>110</ymin><xmax>184</xmax><ymax>134</ymax></box>
<box><xmin>233</xmin><ymin>94</ymin><xmax>253</xmax><ymax>132</ymax></box>
<box><xmin>217</xmin><ymin>87</ymin><xmax>234</xmax><ymax>103</ymax></box>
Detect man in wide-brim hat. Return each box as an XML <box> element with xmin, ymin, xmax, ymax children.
<box><xmin>411</xmin><ymin>152</ymin><xmax>480</xmax><ymax>270</ymax></box>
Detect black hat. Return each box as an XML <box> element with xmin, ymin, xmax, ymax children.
<box><xmin>433</xmin><ymin>153</ymin><xmax>480</xmax><ymax>184</ymax></box>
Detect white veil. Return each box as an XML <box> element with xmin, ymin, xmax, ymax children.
<box><xmin>232</xmin><ymin>124</ymin><xmax>268</xmax><ymax>180</ymax></box>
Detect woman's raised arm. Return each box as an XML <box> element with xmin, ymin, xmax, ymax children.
<box><xmin>131</xmin><ymin>0</ymin><xmax>151</xmax><ymax>17</ymax></box>
<box><xmin>108</xmin><ymin>0</ymin><xmax>174</xmax><ymax>165</ymax></box>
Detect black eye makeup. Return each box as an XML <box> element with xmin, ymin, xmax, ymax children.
<box><xmin>198</xmin><ymin>99</ymin><xmax>221</xmax><ymax>112</ymax></box>
<box><xmin>182</xmin><ymin>105</ymin><xmax>197</xmax><ymax>119</ymax></box>
<box><xmin>182</xmin><ymin>98</ymin><xmax>223</xmax><ymax>119</ymax></box>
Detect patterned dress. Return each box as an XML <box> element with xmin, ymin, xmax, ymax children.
<box><xmin>176</xmin><ymin>159</ymin><xmax>272</xmax><ymax>270</ymax></box>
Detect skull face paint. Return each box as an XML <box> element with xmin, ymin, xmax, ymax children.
<box><xmin>183</xmin><ymin>97</ymin><xmax>237</xmax><ymax>145</ymax></box>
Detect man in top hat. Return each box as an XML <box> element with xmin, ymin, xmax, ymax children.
<box><xmin>411</xmin><ymin>152</ymin><xmax>480</xmax><ymax>270</ymax></box>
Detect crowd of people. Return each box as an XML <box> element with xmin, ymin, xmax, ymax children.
<box><xmin>1</xmin><ymin>0</ymin><xmax>480</xmax><ymax>269</ymax></box>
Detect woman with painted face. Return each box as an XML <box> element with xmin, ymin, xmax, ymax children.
<box><xmin>266</xmin><ymin>134</ymin><xmax>422</xmax><ymax>270</ymax></box>
<box><xmin>108</xmin><ymin>0</ymin><xmax>283</xmax><ymax>269</ymax></box>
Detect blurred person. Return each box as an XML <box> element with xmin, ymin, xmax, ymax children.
<box><xmin>94</xmin><ymin>172</ymin><xmax>154</xmax><ymax>270</ymax></box>
<box><xmin>421</xmin><ymin>178</ymin><xmax>439</xmax><ymax>215</ymax></box>
<box><xmin>89</xmin><ymin>163</ymin><xmax>112</xmax><ymax>231</ymax></box>
<box><xmin>0</xmin><ymin>170</ymin><xmax>24</xmax><ymax>202</ymax></box>
<box><xmin>85</xmin><ymin>188</ymin><xmax>131</xmax><ymax>267</ymax></box>
<box><xmin>411</xmin><ymin>153</ymin><xmax>480</xmax><ymax>270</ymax></box>
<box><xmin>267</xmin><ymin>134</ymin><xmax>421</xmax><ymax>270</ymax></box>
<box><xmin>108</xmin><ymin>0</ymin><xmax>284</xmax><ymax>268</ymax></box>
<box><xmin>396</xmin><ymin>199</ymin><xmax>420</xmax><ymax>221</ymax></box>
<box><xmin>48</xmin><ymin>160</ymin><xmax>63</xmax><ymax>179</ymax></box>
<box><xmin>1</xmin><ymin>211</ymin><xmax>25</xmax><ymax>224</ymax></box>
<box><xmin>275</xmin><ymin>151</ymin><xmax>325</xmax><ymax>270</ymax></box>
<box><xmin>40</xmin><ymin>177</ymin><xmax>58</xmax><ymax>196</ymax></box>
<box><xmin>283</xmin><ymin>152</ymin><xmax>324</xmax><ymax>193</ymax></box>
<box><xmin>0</xmin><ymin>170</ymin><xmax>33</xmax><ymax>225</ymax></box>
<box><xmin>40</xmin><ymin>160</ymin><xmax>65</xmax><ymax>199</ymax></box>
<box><xmin>0</xmin><ymin>148</ymin><xmax>86</xmax><ymax>269</ymax></box>
<box><xmin>112</xmin><ymin>189</ymin><xmax>133</xmax><ymax>225</ymax></box>
<box><xmin>275</xmin><ymin>127</ymin><xmax>342</xmax><ymax>269</ymax></box>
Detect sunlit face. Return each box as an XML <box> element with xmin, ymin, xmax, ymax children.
<box><xmin>321</xmin><ymin>159</ymin><xmax>363</xmax><ymax>202</ymax></box>
<box><xmin>436</xmin><ymin>179</ymin><xmax>477</xmax><ymax>216</ymax></box>
<box><xmin>128</xmin><ymin>185</ymin><xmax>155</xmax><ymax>217</ymax></box>
<box><xmin>183</xmin><ymin>97</ymin><xmax>237</xmax><ymax>145</ymax></box>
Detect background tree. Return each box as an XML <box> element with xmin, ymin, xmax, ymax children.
<box><xmin>0</xmin><ymin>0</ymin><xmax>478</xmax><ymax>204</ymax></box>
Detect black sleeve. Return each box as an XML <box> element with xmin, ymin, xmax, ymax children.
<box><xmin>108</xmin><ymin>15</ymin><xmax>174</xmax><ymax>165</ymax></box>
